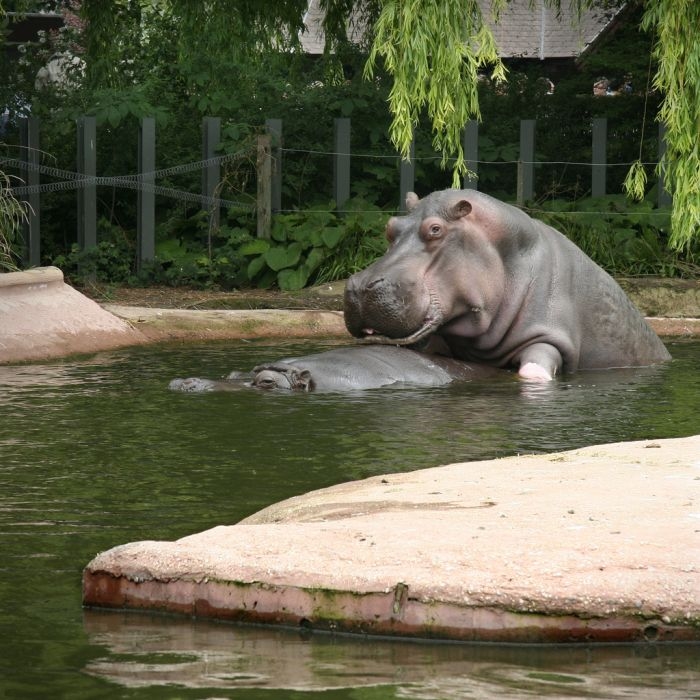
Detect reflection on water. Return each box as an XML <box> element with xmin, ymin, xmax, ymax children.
<box><xmin>0</xmin><ymin>338</ymin><xmax>698</xmax><ymax>698</ymax></box>
<box><xmin>83</xmin><ymin>610</ymin><xmax>700</xmax><ymax>698</ymax></box>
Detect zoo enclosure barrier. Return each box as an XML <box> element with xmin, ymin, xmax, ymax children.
<box><xmin>3</xmin><ymin>115</ymin><xmax>672</xmax><ymax>269</ymax></box>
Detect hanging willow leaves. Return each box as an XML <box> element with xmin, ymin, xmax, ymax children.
<box><xmin>623</xmin><ymin>160</ymin><xmax>648</xmax><ymax>202</ymax></box>
<box><xmin>365</xmin><ymin>0</ymin><xmax>506</xmax><ymax>186</ymax></box>
<box><xmin>641</xmin><ymin>0</ymin><xmax>700</xmax><ymax>250</ymax></box>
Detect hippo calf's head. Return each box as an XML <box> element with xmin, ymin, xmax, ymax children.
<box><xmin>169</xmin><ymin>377</ymin><xmax>217</xmax><ymax>392</ymax></box>
<box><xmin>251</xmin><ymin>363</ymin><xmax>313</xmax><ymax>391</ymax></box>
<box><xmin>344</xmin><ymin>189</ymin><xmax>510</xmax><ymax>346</ymax></box>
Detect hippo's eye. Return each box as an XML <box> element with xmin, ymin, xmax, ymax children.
<box><xmin>424</xmin><ymin>223</ymin><xmax>443</xmax><ymax>240</ymax></box>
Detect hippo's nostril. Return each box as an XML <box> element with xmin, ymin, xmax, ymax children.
<box><xmin>366</xmin><ymin>278</ymin><xmax>385</xmax><ymax>290</ymax></box>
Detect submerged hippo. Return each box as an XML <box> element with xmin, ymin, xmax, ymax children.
<box><xmin>250</xmin><ymin>345</ymin><xmax>501</xmax><ymax>391</ymax></box>
<box><xmin>344</xmin><ymin>189</ymin><xmax>670</xmax><ymax>381</ymax></box>
<box><xmin>169</xmin><ymin>345</ymin><xmax>502</xmax><ymax>393</ymax></box>
<box><xmin>168</xmin><ymin>376</ymin><xmax>240</xmax><ymax>392</ymax></box>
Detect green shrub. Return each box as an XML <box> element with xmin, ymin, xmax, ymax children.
<box><xmin>150</xmin><ymin>210</ymin><xmax>252</xmax><ymax>289</ymax></box>
<box><xmin>242</xmin><ymin>199</ymin><xmax>388</xmax><ymax>290</ymax></box>
<box><xmin>53</xmin><ymin>197</ymin><xmax>388</xmax><ymax>291</ymax></box>
<box><xmin>531</xmin><ymin>196</ymin><xmax>699</xmax><ymax>278</ymax></box>
<box><xmin>52</xmin><ymin>218</ymin><xmax>135</xmax><ymax>285</ymax></box>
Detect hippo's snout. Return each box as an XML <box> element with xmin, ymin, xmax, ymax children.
<box><xmin>343</xmin><ymin>274</ymin><xmax>372</xmax><ymax>337</ymax></box>
<box><xmin>344</xmin><ymin>273</ymin><xmax>404</xmax><ymax>337</ymax></box>
<box><xmin>364</xmin><ymin>276</ymin><xmax>387</xmax><ymax>290</ymax></box>
<box><xmin>344</xmin><ymin>271</ymin><xmax>438</xmax><ymax>343</ymax></box>
<box><xmin>169</xmin><ymin>377</ymin><xmax>216</xmax><ymax>392</ymax></box>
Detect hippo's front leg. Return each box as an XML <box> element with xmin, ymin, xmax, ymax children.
<box><xmin>516</xmin><ymin>343</ymin><xmax>563</xmax><ymax>381</ymax></box>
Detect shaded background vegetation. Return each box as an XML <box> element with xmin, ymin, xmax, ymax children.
<box><xmin>1</xmin><ymin>1</ymin><xmax>697</xmax><ymax>288</ymax></box>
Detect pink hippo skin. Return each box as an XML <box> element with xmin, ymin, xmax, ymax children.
<box><xmin>344</xmin><ymin>189</ymin><xmax>670</xmax><ymax>381</ymax></box>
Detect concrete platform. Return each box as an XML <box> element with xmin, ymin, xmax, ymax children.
<box><xmin>83</xmin><ymin>435</ymin><xmax>700</xmax><ymax>644</ymax></box>
<box><xmin>102</xmin><ymin>304</ymin><xmax>347</xmax><ymax>342</ymax></box>
<box><xmin>100</xmin><ymin>276</ymin><xmax>700</xmax><ymax>341</ymax></box>
<box><xmin>0</xmin><ymin>267</ymin><xmax>148</xmax><ymax>364</ymax></box>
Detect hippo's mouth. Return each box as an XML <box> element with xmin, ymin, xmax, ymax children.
<box><xmin>357</xmin><ymin>313</ymin><xmax>443</xmax><ymax>347</ymax></box>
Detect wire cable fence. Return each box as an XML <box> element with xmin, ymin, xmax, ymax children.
<box><xmin>2</xmin><ymin>115</ymin><xmax>671</xmax><ymax>268</ymax></box>
<box><xmin>2</xmin><ymin>153</ymin><xmax>251</xmax><ymax>208</ymax></box>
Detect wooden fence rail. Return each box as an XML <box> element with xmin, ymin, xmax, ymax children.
<box><xmin>7</xmin><ymin>115</ymin><xmax>671</xmax><ymax>269</ymax></box>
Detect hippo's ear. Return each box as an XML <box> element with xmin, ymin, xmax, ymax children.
<box><xmin>405</xmin><ymin>192</ymin><xmax>420</xmax><ymax>212</ymax></box>
<box><xmin>290</xmin><ymin>369</ymin><xmax>313</xmax><ymax>392</ymax></box>
<box><xmin>449</xmin><ymin>199</ymin><xmax>472</xmax><ymax>220</ymax></box>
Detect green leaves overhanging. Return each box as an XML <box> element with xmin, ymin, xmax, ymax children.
<box><xmin>365</xmin><ymin>0</ymin><xmax>506</xmax><ymax>186</ymax></box>
<box><xmin>641</xmin><ymin>0</ymin><xmax>700</xmax><ymax>250</ymax></box>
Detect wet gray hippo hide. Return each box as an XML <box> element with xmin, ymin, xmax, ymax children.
<box><xmin>250</xmin><ymin>345</ymin><xmax>501</xmax><ymax>391</ymax></box>
<box><xmin>168</xmin><ymin>376</ymin><xmax>241</xmax><ymax>393</ymax></box>
<box><xmin>169</xmin><ymin>345</ymin><xmax>502</xmax><ymax>393</ymax></box>
<box><xmin>344</xmin><ymin>189</ymin><xmax>671</xmax><ymax>380</ymax></box>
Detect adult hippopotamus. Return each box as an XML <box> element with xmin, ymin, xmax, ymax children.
<box><xmin>344</xmin><ymin>189</ymin><xmax>670</xmax><ymax>381</ymax></box>
<box><xmin>169</xmin><ymin>345</ymin><xmax>501</xmax><ymax>393</ymax></box>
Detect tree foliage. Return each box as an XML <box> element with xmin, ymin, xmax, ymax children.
<box><xmin>638</xmin><ymin>0</ymin><xmax>700</xmax><ymax>249</ymax></box>
<box><xmin>77</xmin><ymin>0</ymin><xmax>312</xmax><ymax>99</ymax></box>
<box><xmin>2</xmin><ymin>0</ymin><xmax>699</xmax><ymax>253</ymax></box>
<box><xmin>365</xmin><ymin>0</ymin><xmax>696</xmax><ymax>249</ymax></box>
<box><xmin>366</xmin><ymin>0</ymin><xmax>506</xmax><ymax>184</ymax></box>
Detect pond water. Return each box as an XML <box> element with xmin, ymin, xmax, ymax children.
<box><xmin>0</xmin><ymin>338</ymin><xmax>698</xmax><ymax>699</ymax></box>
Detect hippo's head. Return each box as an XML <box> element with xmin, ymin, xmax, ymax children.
<box><xmin>251</xmin><ymin>363</ymin><xmax>313</xmax><ymax>391</ymax></box>
<box><xmin>344</xmin><ymin>189</ymin><xmax>533</xmax><ymax>347</ymax></box>
<box><xmin>169</xmin><ymin>377</ymin><xmax>217</xmax><ymax>392</ymax></box>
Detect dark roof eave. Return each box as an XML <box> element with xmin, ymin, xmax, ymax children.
<box><xmin>574</xmin><ymin>1</ymin><xmax>629</xmax><ymax>64</ymax></box>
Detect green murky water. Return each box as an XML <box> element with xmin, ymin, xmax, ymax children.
<box><xmin>1</xmin><ymin>338</ymin><xmax>698</xmax><ymax>699</ymax></box>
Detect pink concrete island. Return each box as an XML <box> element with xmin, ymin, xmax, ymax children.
<box><xmin>0</xmin><ymin>267</ymin><xmax>147</xmax><ymax>363</ymax></box>
<box><xmin>83</xmin><ymin>435</ymin><xmax>700</xmax><ymax>644</ymax></box>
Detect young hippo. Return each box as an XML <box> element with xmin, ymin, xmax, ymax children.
<box><xmin>168</xmin><ymin>376</ymin><xmax>241</xmax><ymax>392</ymax></box>
<box><xmin>168</xmin><ymin>345</ymin><xmax>502</xmax><ymax>394</ymax></box>
<box><xmin>248</xmin><ymin>344</ymin><xmax>501</xmax><ymax>392</ymax></box>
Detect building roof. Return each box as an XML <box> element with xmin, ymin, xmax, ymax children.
<box><xmin>4</xmin><ymin>11</ymin><xmax>64</xmax><ymax>48</ymax></box>
<box><xmin>489</xmin><ymin>0</ymin><xmax>620</xmax><ymax>59</ymax></box>
<box><xmin>301</xmin><ymin>0</ymin><xmax>366</xmax><ymax>55</ymax></box>
<box><xmin>300</xmin><ymin>0</ymin><xmax>621</xmax><ymax>59</ymax></box>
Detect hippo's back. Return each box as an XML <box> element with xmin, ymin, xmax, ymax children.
<box><xmin>282</xmin><ymin>345</ymin><xmax>454</xmax><ymax>391</ymax></box>
<box><xmin>537</xmin><ymin>221</ymin><xmax>671</xmax><ymax>369</ymax></box>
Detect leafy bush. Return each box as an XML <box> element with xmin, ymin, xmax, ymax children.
<box><xmin>150</xmin><ymin>210</ymin><xmax>252</xmax><ymax>289</ymax></box>
<box><xmin>531</xmin><ymin>196</ymin><xmax>699</xmax><ymax>278</ymax></box>
<box><xmin>53</xmin><ymin>218</ymin><xmax>135</xmax><ymax>285</ymax></box>
<box><xmin>241</xmin><ymin>200</ymin><xmax>388</xmax><ymax>290</ymax></box>
<box><xmin>51</xmin><ymin>197</ymin><xmax>388</xmax><ymax>290</ymax></box>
